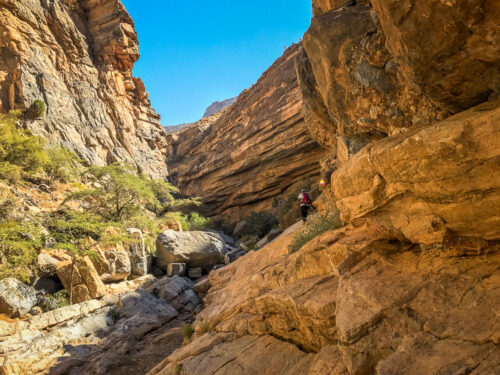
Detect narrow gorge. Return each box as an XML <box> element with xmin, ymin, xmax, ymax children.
<box><xmin>0</xmin><ymin>1</ymin><xmax>499</xmax><ymax>375</ymax></box>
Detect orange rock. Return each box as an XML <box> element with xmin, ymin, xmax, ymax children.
<box><xmin>332</xmin><ymin>103</ymin><xmax>500</xmax><ymax>245</ymax></box>
<box><xmin>56</xmin><ymin>256</ymin><xmax>106</xmax><ymax>304</ymax></box>
<box><xmin>161</xmin><ymin>221</ymin><xmax>183</xmax><ymax>232</ymax></box>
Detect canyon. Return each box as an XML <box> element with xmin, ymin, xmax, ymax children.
<box><xmin>151</xmin><ymin>0</ymin><xmax>500</xmax><ymax>374</ymax></box>
<box><xmin>0</xmin><ymin>0</ymin><xmax>499</xmax><ymax>374</ymax></box>
<box><xmin>166</xmin><ymin>44</ymin><xmax>327</xmax><ymax>220</ymax></box>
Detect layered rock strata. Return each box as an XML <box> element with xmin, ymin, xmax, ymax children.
<box><xmin>166</xmin><ymin>44</ymin><xmax>327</xmax><ymax>220</ymax></box>
<box><xmin>149</xmin><ymin>1</ymin><xmax>500</xmax><ymax>374</ymax></box>
<box><xmin>0</xmin><ymin>0</ymin><xmax>167</xmax><ymax>177</ymax></box>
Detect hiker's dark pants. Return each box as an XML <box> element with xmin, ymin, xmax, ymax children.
<box><xmin>300</xmin><ymin>205</ymin><xmax>310</xmax><ymax>221</ymax></box>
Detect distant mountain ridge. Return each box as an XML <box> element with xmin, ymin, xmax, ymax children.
<box><xmin>164</xmin><ymin>97</ymin><xmax>237</xmax><ymax>133</ymax></box>
<box><xmin>203</xmin><ymin>97</ymin><xmax>237</xmax><ymax>117</ymax></box>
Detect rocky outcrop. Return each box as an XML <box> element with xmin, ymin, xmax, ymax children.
<box><xmin>166</xmin><ymin>44</ymin><xmax>327</xmax><ymax>220</ymax></box>
<box><xmin>149</xmin><ymin>216</ymin><xmax>500</xmax><ymax>375</ymax></box>
<box><xmin>0</xmin><ymin>278</ymin><xmax>39</xmax><ymax>318</ymax></box>
<box><xmin>0</xmin><ymin>0</ymin><xmax>167</xmax><ymax>178</ymax></box>
<box><xmin>332</xmin><ymin>102</ymin><xmax>500</xmax><ymax>245</ymax></box>
<box><xmin>297</xmin><ymin>3</ymin><xmax>444</xmax><ymax>154</ymax></box>
<box><xmin>155</xmin><ymin>230</ymin><xmax>232</xmax><ymax>273</ymax></box>
<box><xmin>202</xmin><ymin>97</ymin><xmax>237</xmax><ymax>118</ymax></box>
<box><xmin>370</xmin><ymin>0</ymin><xmax>500</xmax><ymax>113</ymax></box>
<box><xmin>0</xmin><ymin>274</ymin><xmax>200</xmax><ymax>375</ymax></box>
<box><xmin>56</xmin><ymin>256</ymin><xmax>107</xmax><ymax>304</ymax></box>
<box><xmin>150</xmin><ymin>1</ymin><xmax>500</xmax><ymax>374</ymax></box>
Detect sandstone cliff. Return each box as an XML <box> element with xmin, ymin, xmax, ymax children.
<box><xmin>149</xmin><ymin>1</ymin><xmax>500</xmax><ymax>374</ymax></box>
<box><xmin>166</xmin><ymin>44</ymin><xmax>327</xmax><ymax>220</ymax></box>
<box><xmin>0</xmin><ymin>0</ymin><xmax>167</xmax><ymax>178</ymax></box>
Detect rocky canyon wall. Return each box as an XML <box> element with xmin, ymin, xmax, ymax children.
<box><xmin>0</xmin><ymin>0</ymin><xmax>167</xmax><ymax>178</ymax></box>
<box><xmin>166</xmin><ymin>44</ymin><xmax>327</xmax><ymax>220</ymax></box>
<box><xmin>150</xmin><ymin>1</ymin><xmax>500</xmax><ymax>374</ymax></box>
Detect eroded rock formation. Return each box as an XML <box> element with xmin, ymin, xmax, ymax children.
<box><xmin>149</xmin><ymin>1</ymin><xmax>500</xmax><ymax>374</ymax></box>
<box><xmin>0</xmin><ymin>0</ymin><xmax>167</xmax><ymax>177</ymax></box>
<box><xmin>166</xmin><ymin>44</ymin><xmax>327</xmax><ymax>220</ymax></box>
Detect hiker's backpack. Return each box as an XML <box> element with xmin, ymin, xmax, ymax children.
<box><xmin>301</xmin><ymin>192</ymin><xmax>312</xmax><ymax>205</ymax></box>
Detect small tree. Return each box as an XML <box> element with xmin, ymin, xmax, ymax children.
<box><xmin>25</xmin><ymin>100</ymin><xmax>46</xmax><ymax>119</ymax></box>
<box><xmin>145</xmin><ymin>178</ymin><xmax>179</xmax><ymax>214</ymax></box>
<box><xmin>0</xmin><ymin>112</ymin><xmax>48</xmax><ymax>176</ymax></box>
<box><xmin>43</xmin><ymin>146</ymin><xmax>81</xmax><ymax>182</ymax></box>
<box><xmin>63</xmin><ymin>164</ymin><xmax>158</xmax><ymax>221</ymax></box>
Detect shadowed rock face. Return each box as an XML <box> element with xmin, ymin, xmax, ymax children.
<box><xmin>296</xmin><ymin>4</ymin><xmax>444</xmax><ymax>152</ymax></box>
<box><xmin>166</xmin><ymin>44</ymin><xmax>327</xmax><ymax>220</ymax></box>
<box><xmin>371</xmin><ymin>0</ymin><xmax>500</xmax><ymax>113</ymax></box>
<box><xmin>0</xmin><ymin>0</ymin><xmax>167</xmax><ymax>178</ymax></box>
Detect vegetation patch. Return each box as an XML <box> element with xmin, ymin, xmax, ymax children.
<box><xmin>25</xmin><ymin>100</ymin><xmax>46</xmax><ymax>119</ymax></box>
<box><xmin>289</xmin><ymin>210</ymin><xmax>343</xmax><ymax>254</ymax></box>
<box><xmin>0</xmin><ymin>220</ymin><xmax>43</xmax><ymax>283</ymax></box>
<box><xmin>182</xmin><ymin>323</ymin><xmax>194</xmax><ymax>340</ymax></box>
<box><xmin>238</xmin><ymin>211</ymin><xmax>278</xmax><ymax>238</ymax></box>
<box><xmin>41</xmin><ymin>290</ymin><xmax>69</xmax><ymax>310</ymax></box>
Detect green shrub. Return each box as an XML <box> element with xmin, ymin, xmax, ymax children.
<box><xmin>164</xmin><ymin>197</ymin><xmax>208</xmax><ymax>216</ymax></box>
<box><xmin>43</xmin><ymin>146</ymin><xmax>80</xmax><ymax>182</ymax></box>
<box><xmin>182</xmin><ymin>323</ymin><xmax>194</xmax><ymax>340</ymax></box>
<box><xmin>41</xmin><ymin>290</ymin><xmax>69</xmax><ymax>311</ymax></box>
<box><xmin>240</xmin><ymin>211</ymin><xmax>278</xmax><ymax>238</ymax></box>
<box><xmin>63</xmin><ymin>164</ymin><xmax>157</xmax><ymax>221</ymax></box>
<box><xmin>146</xmin><ymin>179</ymin><xmax>179</xmax><ymax>214</ymax></box>
<box><xmin>187</xmin><ymin>212</ymin><xmax>210</xmax><ymax>231</ymax></box>
<box><xmin>0</xmin><ymin>162</ymin><xmax>22</xmax><ymax>183</ymax></box>
<box><xmin>0</xmin><ymin>196</ymin><xmax>16</xmax><ymax>221</ymax></box>
<box><xmin>199</xmin><ymin>322</ymin><xmax>211</xmax><ymax>335</ymax></box>
<box><xmin>289</xmin><ymin>211</ymin><xmax>343</xmax><ymax>254</ymax></box>
<box><xmin>0</xmin><ymin>220</ymin><xmax>43</xmax><ymax>283</ymax></box>
<box><xmin>240</xmin><ymin>234</ymin><xmax>257</xmax><ymax>251</ymax></box>
<box><xmin>0</xmin><ymin>112</ymin><xmax>48</xmax><ymax>177</ymax></box>
<box><xmin>46</xmin><ymin>210</ymin><xmax>112</xmax><ymax>246</ymax></box>
<box><xmin>25</xmin><ymin>100</ymin><xmax>46</xmax><ymax>119</ymax></box>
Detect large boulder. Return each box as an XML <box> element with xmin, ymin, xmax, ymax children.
<box><xmin>147</xmin><ymin>275</ymin><xmax>201</xmax><ymax>313</ymax></box>
<box><xmin>155</xmin><ymin>230</ymin><xmax>231</xmax><ymax>272</ymax></box>
<box><xmin>332</xmin><ymin>102</ymin><xmax>500</xmax><ymax>245</ymax></box>
<box><xmin>100</xmin><ymin>248</ymin><xmax>131</xmax><ymax>283</ymax></box>
<box><xmin>56</xmin><ymin>256</ymin><xmax>107</xmax><ymax>304</ymax></box>
<box><xmin>127</xmin><ymin>228</ymin><xmax>151</xmax><ymax>277</ymax></box>
<box><xmin>37</xmin><ymin>250</ymin><xmax>71</xmax><ymax>278</ymax></box>
<box><xmin>0</xmin><ymin>278</ymin><xmax>39</xmax><ymax>318</ymax></box>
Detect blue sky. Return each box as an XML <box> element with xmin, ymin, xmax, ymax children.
<box><xmin>121</xmin><ymin>0</ymin><xmax>312</xmax><ymax>126</ymax></box>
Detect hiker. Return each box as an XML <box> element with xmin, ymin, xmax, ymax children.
<box><xmin>297</xmin><ymin>189</ymin><xmax>313</xmax><ymax>223</ymax></box>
